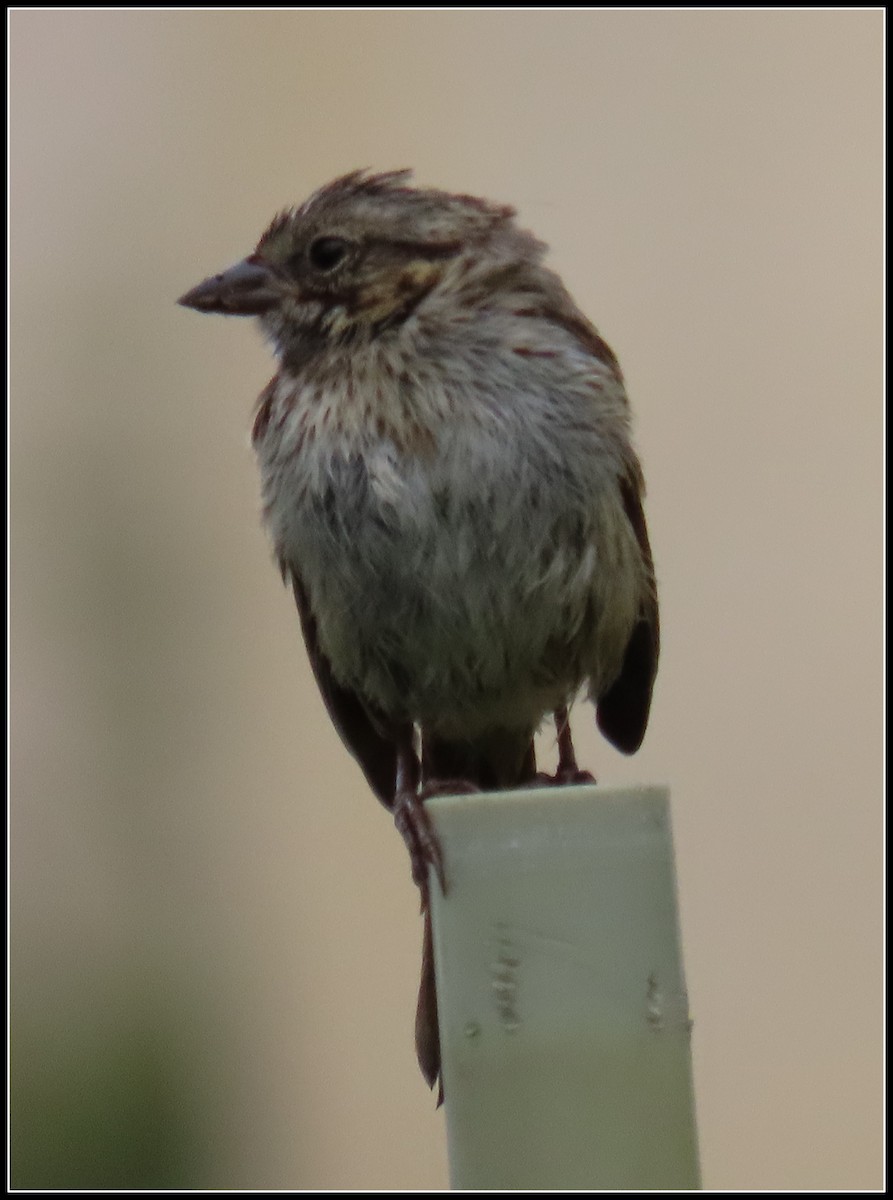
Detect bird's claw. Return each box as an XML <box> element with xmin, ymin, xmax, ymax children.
<box><xmin>393</xmin><ymin>778</ymin><xmax>481</xmax><ymax>897</ymax></box>
<box><xmin>555</xmin><ymin>766</ymin><xmax>596</xmax><ymax>785</ymax></box>
<box><xmin>530</xmin><ymin>767</ymin><xmax>596</xmax><ymax>787</ymax></box>
<box><xmin>393</xmin><ymin>787</ymin><xmax>447</xmax><ymax>896</ymax></box>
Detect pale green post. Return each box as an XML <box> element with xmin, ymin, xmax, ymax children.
<box><xmin>426</xmin><ymin>784</ymin><xmax>700</xmax><ymax>1191</ymax></box>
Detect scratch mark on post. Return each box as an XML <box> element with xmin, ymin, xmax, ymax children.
<box><xmin>491</xmin><ymin>933</ymin><xmax>521</xmax><ymax>1033</ymax></box>
<box><xmin>646</xmin><ymin>971</ymin><xmax>664</xmax><ymax>1029</ymax></box>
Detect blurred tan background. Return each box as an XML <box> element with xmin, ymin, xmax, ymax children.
<box><xmin>9</xmin><ymin>9</ymin><xmax>882</xmax><ymax>1190</ymax></box>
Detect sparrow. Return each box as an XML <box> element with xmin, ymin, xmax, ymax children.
<box><xmin>179</xmin><ymin>169</ymin><xmax>659</xmax><ymax>1099</ymax></box>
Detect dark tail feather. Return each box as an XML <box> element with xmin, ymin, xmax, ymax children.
<box><xmin>415</xmin><ymin>907</ymin><xmax>443</xmax><ymax>1106</ymax></box>
<box><xmin>416</xmin><ymin>727</ymin><xmax>536</xmax><ymax>1097</ymax></box>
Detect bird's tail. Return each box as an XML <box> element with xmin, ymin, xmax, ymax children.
<box><xmin>415</xmin><ymin>726</ymin><xmax>536</xmax><ymax>1101</ymax></box>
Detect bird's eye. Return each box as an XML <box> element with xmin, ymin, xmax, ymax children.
<box><xmin>308</xmin><ymin>236</ymin><xmax>350</xmax><ymax>272</ymax></box>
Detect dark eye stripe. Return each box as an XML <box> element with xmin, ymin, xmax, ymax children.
<box><xmin>366</xmin><ymin>237</ymin><xmax>464</xmax><ymax>262</ymax></box>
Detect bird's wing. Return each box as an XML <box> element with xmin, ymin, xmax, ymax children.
<box><xmin>546</xmin><ymin>304</ymin><xmax>660</xmax><ymax>756</ymax></box>
<box><xmin>288</xmin><ymin>570</ymin><xmax>400</xmax><ymax>807</ymax></box>
<box><xmin>595</xmin><ymin>469</ymin><xmax>660</xmax><ymax>754</ymax></box>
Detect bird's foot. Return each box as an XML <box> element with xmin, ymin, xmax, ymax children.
<box><xmin>555</xmin><ymin>765</ymin><xmax>596</xmax><ymax>785</ymax></box>
<box><xmin>543</xmin><ymin>705</ymin><xmax>595</xmax><ymax>785</ymax></box>
<box><xmin>394</xmin><ymin>779</ymin><xmax>478</xmax><ymax>897</ymax></box>
<box><xmin>394</xmin><ymin>787</ymin><xmax>445</xmax><ymax>895</ymax></box>
<box><xmin>531</xmin><ymin>767</ymin><xmax>596</xmax><ymax>787</ymax></box>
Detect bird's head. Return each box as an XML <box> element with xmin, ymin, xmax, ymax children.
<box><xmin>178</xmin><ymin>169</ymin><xmax>527</xmax><ymax>364</ymax></box>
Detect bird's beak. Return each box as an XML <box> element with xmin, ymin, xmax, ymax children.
<box><xmin>177</xmin><ymin>256</ymin><xmax>282</xmax><ymax>316</ymax></box>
